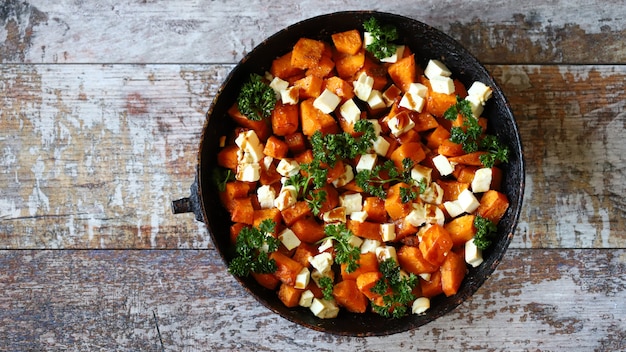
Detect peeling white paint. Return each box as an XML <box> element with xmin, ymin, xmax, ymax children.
<box><xmin>0</xmin><ymin>198</ymin><xmax>21</xmax><ymax>219</ymax></box>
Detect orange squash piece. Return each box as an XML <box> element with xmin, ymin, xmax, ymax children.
<box><xmin>294</xmin><ymin>74</ymin><xmax>324</xmax><ymax>99</ymax></box>
<box><xmin>271</xmin><ymin>102</ymin><xmax>299</xmax><ymax>136</ymax></box>
<box><xmin>291</xmin><ymin>216</ymin><xmax>326</xmax><ymax>243</ymax></box>
<box><xmin>387</xmin><ymin>54</ymin><xmax>416</xmax><ymax>92</ymax></box>
<box><xmin>425</xmin><ymin>125</ymin><xmax>451</xmax><ymax>150</ymax></box>
<box><xmin>341</xmin><ymin>252</ymin><xmax>379</xmax><ymax>281</ymax></box>
<box><xmin>444</xmin><ymin>214</ymin><xmax>477</xmax><ymax>246</ymax></box>
<box><xmin>300</xmin><ymin>98</ymin><xmax>340</xmax><ymax>136</ymax></box>
<box><xmin>281</xmin><ymin>201</ymin><xmax>312</xmax><ymax>226</ymax></box>
<box><xmin>227</xmin><ymin>104</ymin><xmax>271</xmax><ymax>141</ymax></box>
<box><xmin>229</xmin><ymin>197</ymin><xmax>255</xmax><ymax>225</ymax></box>
<box><xmin>476</xmin><ymin>190</ymin><xmax>510</xmax><ymax>224</ymax></box>
<box><xmin>363</xmin><ymin>197</ymin><xmax>387</xmax><ymax>223</ymax></box>
<box><xmin>440</xmin><ymin>250</ymin><xmax>467</xmax><ymax>297</ymax></box>
<box><xmin>263</xmin><ymin>135</ymin><xmax>289</xmax><ymax>159</ymax></box>
<box><xmin>331</xmin><ymin>29</ymin><xmax>363</xmax><ymax>55</ymax></box>
<box><xmin>356</xmin><ymin>271</ymin><xmax>384</xmax><ymax>300</ymax></box>
<box><xmin>270</xmin><ymin>51</ymin><xmax>303</xmax><ymax>79</ymax></box>
<box><xmin>347</xmin><ymin>220</ymin><xmax>383</xmax><ymax>241</ymax></box>
<box><xmin>420</xmin><ymin>270</ymin><xmax>443</xmax><ymax>298</ymax></box>
<box><xmin>333</xmin><ymin>280</ymin><xmax>369</xmax><ymax>313</ymax></box>
<box><xmin>278</xmin><ymin>283</ymin><xmax>303</xmax><ymax>308</ymax></box>
<box><xmin>390</xmin><ymin>142</ymin><xmax>426</xmax><ymax>169</ymax></box>
<box><xmin>397</xmin><ymin>245</ymin><xmax>439</xmax><ymax>275</ymax></box>
<box><xmin>334</xmin><ymin>49</ymin><xmax>365</xmax><ymax>79</ymax></box>
<box><xmin>384</xmin><ymin>182</ymin><xmax>413</xmax><ymax>220</ymax></box>
<box><xmin>251</xmin><ymin>272</ymin><xmax>280</xmax><ymax>290</ymax></box>
<box><xmin>291</xmin><ymin>38</ymin><xmax>326</xmax><ymax>70</ymax></box>
<box><xmin>419</xmin><ymin>224</ymin><xmax>454</xmax><ymax>266</ymax></box>
<box><xmin>448</xmin><ymin>151</ymin><xmax>489</xmax><ymax>166</ymax></box>
<box><xmin>217</xmin><ymin>145</ymin><xmax>240</xmax><ymax>170</ymax></box>
<box><xmin>270</xmin><ymin>251</ymin><xmax>304</xmax><ymax>286</ymax></box>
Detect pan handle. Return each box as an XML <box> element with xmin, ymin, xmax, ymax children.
<box><xmin>171</xmin><ymin>177</ymin><xmax>205</xmax><ymax>222</ymax></box>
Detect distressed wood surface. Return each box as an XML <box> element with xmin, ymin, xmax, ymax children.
<box><xmin>1</xmin><ymin>0</ymin><xmax>626</xmax><ymax>350</ymax></box>
<box><xmin>0</xmin><ymin>249</ymin><xmax>625</xmax><ymax>351</ymax></box>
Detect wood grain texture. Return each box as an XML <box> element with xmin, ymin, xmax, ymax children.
<box><xmin>1</xmin><ymin>64</ymin><xmax>624</xmax><ymax>249</ymax></box>
<box><xmin>1</xmin><ymin>0</ymin><xmax>626</xmax><ymax>64</ymax></box>
<box><xmin>0</xmin><ymin>249</ymin><xmax>624</xmax><ymax>351</ymax></box>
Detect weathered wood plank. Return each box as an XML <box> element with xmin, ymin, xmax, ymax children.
<box><xmin>1</xmin><ymin>64</ymin><xmax>625</xmax><ymax>249</ymax></box>
<box><xmin>2</xmin><ymin>0</ymin><xmax>626</xmax><ymax>65</ymax></box>
<box><xmin>0</xmin><ymin>249</ymin><xmax>624</xmax><ymax>351</ymax></box>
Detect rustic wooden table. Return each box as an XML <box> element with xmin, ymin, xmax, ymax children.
<box><xmin>1</xmin><ymin>0</ymin><xmax>625</xmax><ymax>350</ymax></box>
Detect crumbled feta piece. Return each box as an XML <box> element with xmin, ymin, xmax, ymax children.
<box><xmin>406</xmin><ymin>202</ymin><xmax>427</xmax><ymax>227</ymax></box>
<box><xmin>419</xmin><ymin>273</ymin><xmax>431</xmax><ymax>281</ymax></box>
<box><xmin>356</xmin><ymin>153</ymin><xmax>377</xmax><ymax>173</ymax></box>
<box><xmin>382</xmin><ymin>84</ymin><xmax>402</xmax><ymax>106</ymax></box>
<box><xmin>295</xmin><ymin>267</ymin><xmax>311</xmax><ymax>289</ymax></box>
<box><xmin>372</xmin><ymin>135</ymin><xmax>391</xmax><ymax>157</ymax></box>
<box><xmin>276</xmin><ymin>158</ymin><xmax>300</xmax><ymax>177</ymax></box>
<box><xmin>340</xmin><ymin>193</ymin><xmax>363</xmax><ymax>214</ymax></box>
<box><xmin>432</xmin><ymin>154</ymin><xmax>454</xmax><ymax>176</ymax></box>
<box><xmin>274</xmin><ymin>185</ymin><xmax>297</xmax><ymax>211</ymax></box>
<box><xmin>375</xmin><ymin>245</ymin><xmax>398</xmax><ymax>263</ymax></box>
<box><xmin>347</xmin><ymin>235</ymin><xmax>364</xmax><ymax>249</ymax></box>
<box><xmin>380</xmin><ymin>223</ymin><xmax>396</xmax><ymax>242</ymax></box>
<box><xmin>367</xmin><ymin>119</ymin><xmax>383</xmax><ymax>136</ymax></box>
<box><xmin>314</xmin><ymin>88</ymin><xmax>341</xmax><ymax>114</ymax></box>
<box><xmin>309</xmin><ymin>252</ymin><xmax>333</xmax><ymax>274</ymax></box>
<box><xmin>278</xmin><ymin>228</ymin><xmax>301</xmax><ymax>251</ymax></box>
<box><xmin>380</xmin><ymin>45</ymin><xmax>405</xmax><ymax>63</ymax></box>
<box><xmin>339</xmin><ymin>98</ymin><xmax>362</xmax><ymax>125</ymax></box>
<box><xmin>280</xmin><ymin>86</ymin><xmax>299</xmax><ymax>105</ymax></box>
<box><xmin>257</xmin><ymin>184</ymin><xmax>276</xmax><ymax>209</ymax></box>
<box><xmin>399</xmin><ymin>91</ymin><xmax>426</xmax><ymax>113</ymax></box>
<box><xmin>363</xmin><ymin>32</ymin><xmax>375</xmax><ymax>47</ymax></box>
<box><xmin>299</xmin><ymin>290</ymin><xmax>315</xmax><ymax>308</ymax></box>
<box><xmin>353</xmin><ymin>72</ymin><xmax>374</xmax><ymax>101</ymax></box>
<box><xmin>465</xmin><ymin>239</ymin><xmax>484</xmax><ymax>267</ymax></box>
<box><xmin>412</xmin><ymin>297</ymin><xmax>431</xmax><ymax>314</ymax></box>
<box><xmin>310</xmin><ymin>298</ymin><xmax>340</xmax><ymax>319</ymax></box>
<box><xmin>429</xmin><ymin>75</ymin><xmax>455</xmax><ymax>95</ymax></box>
<box><xmin>235</xmin><ymin>130</ymin><xmax>264</xmax><ymax>163</ymax></box>
<box><xmin>467</xmin><ymin>81</ymin><xmax>493</xmax><ymax>104</ymax></box>
<box><xmin>236</xmin><ymin>162</ymin><xmax>260</xmax><ymax>182</ymax></box>
<box><xmin>424</xmin><ymin>59</ymin><xmax>452</xmax><ymax>79</ymax></box>
<box><xmin>411</xmin><ymin>164</ymin><xmax>433</xmax><ymax>184</ymax></box>
<box><xmin>367</xmin><ymin>89</ymin><xmax>386</xmax><ymax>110</ymax></box>
<box><xmin>360</xmin><ymin>238</ymin><xmax>381</xmax><ymax>254</ymax></box>
<box><xmin>350</xmin><ymin>211</ymin><xmax>368</xmax><ymax>223</ymax></box>
<box><xmin>465</xmin><ymin>94</ymin><xmax>484</xmax><ymax>117</ymax></box>
<box><xmin>322</xmin><ymin>207</ymin><xmax>347</xmax><ymax>223</ymax></box>
<box><xmin>331</xmin><ymin>164</ymin><xmax>355</xmax><ymax>188</ymax></box>
<box><xmin>407</xmin><ymin>82</ymin><xmax>429</xmax><ymax>98</ymax></box>
<box><xmin>471</xmin><ymin>167</ymin><xmax>493</xmax><ymax>193</ymax></box>
<box><xmin>443</xmin><ymin>200</ymin><xmax>465</xmax><ymax>218</ymax></box>
<box><xmin>457</xmin><ymin>189</ymin><xmax>480</xmax><ymax>213</ymax></box>
<box><xmin>424</xmin><ymin>203</ymin><xmax>445</xmax><ymax>226</ymax></box>
<box><xmin>387</xmin><ymin>111</ymin><xmax>416</xmax><ymax>136</ymax></box>
<box><xmin>420</xmin><ymin>181</ymin><xmax>444</xmax><ymax>205</ymax></box>
<box><xmin>269</xmin><ymin>76</ymin><xmax>289</xmax><ymax>94</ymax></box>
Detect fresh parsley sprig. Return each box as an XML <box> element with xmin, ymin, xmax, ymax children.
<box><xmin>319</xmin><ymin>276</ymin><xmax>334</xmax><ymax>301</ymax></box>
<box><xmin>473</xmin><ymin>215</ymin><xmax>498</xmax><ymax>250</ymax></box>
<box><xmin>237</xmin><ymin>73</ymin><xmax>277</xmax><ymax>121</ymax></box>
<box><xmin>319</xmin><ymin>224</ymin><xmax>361</xmax><ymax>273</ymax></box>
<box><xmin>371</xmin><ymin>258</ymin><xmax>418</xmax><ymax>318</ymax></box>
<box><xmin>228</xmin><ymin>219</ymin><xmax>280</xmax><ymax>277</ymax></box>
<box><xmin>310</xmin><ymin>120</ymin><xmax>377</xmax><ymax>167</ymax></box>
<box><xmin>363</xmin><ymin>17</ymin><xmax>399</xmax><ymax>60</ymax></box>
<box><xmin>211</xmin><ymin>167</ymin><xmax>235</xmax><ymax>192</ymax></box>
<box><xmin>355</xmin><ymin>158</ymin><xmax>424</xmax><ymax>202</ymax></box>
<box><xmin>479</xmin><ymin>134</ymin><xmax>510</xmax><ymax>168</ymax></box>
<box><xmin>285</xmin><ymin>161</ymin><xmax>328</xmax><ymax>216</ymax></box>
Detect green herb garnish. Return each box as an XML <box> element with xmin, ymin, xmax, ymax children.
<box><xmin>319</xmin><ymin>276</ymin><xmax>334</xmax><ymax>301</ymax></box>
<box><xmin>228</xmin><ymin>219</ymin><xmax>279</xmax><ymax>277</ymax></box>
<box><xmin>371</xmin><ymin>258</ymin><xmax>418</xmax><ymax>318</ymax></box>
<box><xmin>363</xmin><ymin>17</ymin><xmax>399</xmax><ymax>60</ymax></box>
<box><xmin>473</xmin><ymin>215</ymin><xmax>498</xmax><ymax>250</ymax></box>
<box><xmin>285</xmin><ymin>161</ymin><xmax>328</xmax><ymax>216</ymax></box>
<box><xmin>319</xmin><ymin>224</ymin><xmax>361</xmax><ymax>273</ymax></box>
<box><xmin>211</xmin><ymin>167</ymin><xmax>235</xmax><ymax>192</ymax></box>
<box><xmin>310</xmin><ymin>119</ymin><xmax>377</xmax><ymax>167</ymax></box>
<box><xmin>355</xmin><ymin>158</ymin><xmax>422</xmax><ymax>201</ymax></box>
<box><xmin>237</xmin><ymin>73</ymin><xmax>276</xmax><ymax>121</ymax></box>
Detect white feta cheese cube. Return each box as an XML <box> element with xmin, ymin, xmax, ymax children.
<box><xmin>294</xmin><ymin>267</ymin><xmax>311</xmax><ymax>289</ymax></box>
<box><xmin>276</xmin><ymin>158</ymin><xmax>300</xmax><ymax>177</ymax></box>
<box><xmin>363</xmin><ymin>32</ymin><xmax>375</xmax><ymax>47</ymax></box>
<box><xmin>380</xmin><ymin>223</ymin><xmax>396</xmax><ymax>242</ymax></box>
<box><xmin>425</xmin><ymin>204</ymin><xmax>445</xmax><ymax>226</ymax></box>
<box><xmin>432</xmin><ymin>154</ymin><xmax>454</xmax><ymax>176</ymax></box>
<box><xmin>372</xmin><ymin>135</ymin><xmax>391</xmax><ymax>157</ymax></box>
<box><xmin>471</xmin><ymin>167</ymin><xmax>493</xmax><ymax>193</ymax></box>
<box><xmin>465</xmin><ymin>94</ymin><xmax>484</xmax><ymax>117</ymax></box>
<box><xmin>387</xmin><ymin>111</ymin><xmax>416</xmax><ymax>136</ymax></box>
<box><xmin>419</xmin><ymin>273</ymin><xmax>431</xmax><ymax>281</ymax></box>
<box><xmin>366</xmin><ymin>89</ymin><xmax>386</xmax><ymax>110</ymax></box>
<box><xmin>382</xmin><ymin>84</ymin><xmax>402</xmax><ymax>106</ymax></box>
<box><xmin>278</xmin><ymin>228</ymin><xmax>301</xmax><ymax>251</ymax></box>
<box><xmin>339</xmin><ymin>98</ymin><xmax>362</xmax><ymax>125</ymax></box>
<box><xmin>314</xmin><ymin>88</ymin><xmax>341</xmax><ymax>114</ymax></box>
<box><xmin>331</xmin><ymin>164</ymin><xmax>355</xmax><ymax>188</ymax></box>
<box><xmin>424</xmin><ymin>59</ymin><xmax>452</xmax><ymax>79</ymax></box>
<box><xmin>375</xmin><ymin>245</ymin><xmax>398</xmax><ymax>263</ymax></box>
<box><xmin>360</xmin><ymin>238</ymin><xmax>381</xmax><ymax>254</ymax></box>
<box><xmin>269</xmin><ymin>76</ymin><xmax>289</xmax><ymax>94</ymax></box>
<box><xmin>262</xmin><ymin>155</ymin><xmax>273</xmax><ymax>170</ymax></box>
<box><xmin>350</xmin><ymin>211</ymin><xmax>368</xmax><ymax>223</ymax></box>
<box><xmin>407</xmin><ymin>83</ymin><xmax>429</xmax><ymax>98</ymax></box>
<box><xmin>310</xmin><ymin>298</ymin><xmax>339</xmax><ymax>319</ymax></box>
<box><xmin>399</xmin><ymin>92</ymin><xmax>426</xmax><ymax>113</ymax></box>
<box><xmin>420</xmin><ymin>181</ymin><xmax>444</xmax><ymax>205</ymax></box>
<box><xmin>353</xmin><ymin>72</ymin><xmax>374</xmax><ymax>101</ymax></box>
<box><xmin>406</xmin><ymin>202</ymin><xmax>427</xmax><ymax>227</ymax></box>
<box><xmin>380</xmin><ymin>45</ymin><xmax>405</xmax><ymax>63</ymax></box>
<box><xmin>322</xmin><ymin>207</ymin><xmax>347</xmax><ymax>223</ymax></box>
<box><xmin>309</xmin><ymin>252</ymin><xmax>333</xmax><ymax>274</ymax></box>
<box><xmin>465</xmin><ymin>239</ymin><xmax>484</xmax><ymax>267</ymax></box>
<box><xmin>367</xmin><ymin>119</ymin><xmax>383</xmax><ymax>136</ymax></box>
<box><xmin>429</xmin><ymin>76</ymin><xmax>455</xmax><ymax>95</ymax></box>
<box><xmin>274</xmin><ymin>185</ymin><xmax>297</xmax><ymax>211</ymax></box>
<box><xmin>356</xmin><ymin>153</ymin><xmax>377</xmax><ymax>173</ymax></box>
<box><xmin>457</xmin><ymin>189</ymin><xmax>480</xmax><ymax>213</ymax></box>
<box><xmin>299</xmin><ymin>290</ymin><xmax>315</xmax><ymax>308</ymax></box>
<box><xmin>318</xmin><ymin>238</ymin><xmax>334</xmax><ymax>253</ymax></box>
<box><xmin>340</xmin><ymin>193</ymin><xmax>363</xmax><ymax>214</ymax></box>
<box><xmin>411</xmin><ymin>164</ymin><xmax>433</xmax><ymax>184</ymax></box>
<box><xmin>467</xmin><ymin>81</ymin><xmax>493</xmax><ymax>104</ymax></box>
<box><xmin>236</xmin><ymin>162</ymin><xmax>260</xmax><ymax>182</ymax></box>
<box><xmin>280</xmin><ymin>86</ymin><xmax>299</xmax><ymax>105</ymax></box>
<box><xmin>257</xmin><ymin>184</ymin><xmax>276</xmax><ymax>209</ymax></box>
<box><xmin>443</xmin><ymin>200</ymin><xmax>465</xmax><ymax>218</ymax></box>
<box><xmin>347</xmin><ymin>235</ymin><xmax>364</xmax><ymax>249</ymax></box>
<box><xmin>412</xmin><ymin>297</ymin><xmax>431</xmax><ymax>314</ymax></box>
<box><xmin>235</xmin><ymin>130</ymin><xmax>264</xmax><ymax>162</ymax></box>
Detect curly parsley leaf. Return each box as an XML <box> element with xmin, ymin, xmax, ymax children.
<box><xmin>319</xmin><ymin>224</ymin><xmax>360</xmax><ymax>273</ymax></box>
<box><xmin>211</xmin><ymin>167</ymin><xmax>235</xmax><ymax>192</ymax></box>
<box><xmin>237</xmin><ymin>73</ymin><xmax>276</xmax><ymax>121</ymax></box>
<box><xmin>355</xmin><ymin>158</ymin><xmax>420</xmax><ymax>201</ymax></box>
<box><xmin>479</xmin><ymin>134</ymin><xmax>510</xmax><ymax>168</ymax></box>
<box><xmin>319</xmin><ymin>276</ymin><xmax>334</xmax><ymax>301</ymax></box>
<box><xmin>473</xmin><ymin>215</ymin><xmax>498</xmax><ymax>250</ymax></box>
<box><xmin>371</xmin><ymin>258</ymin><xmax>418</xmax><ymax>318</ymax></box>
<box><xmin>228</xmin><ymin>219</ymin><xmax>279</xmax><ymax>277</ymax></box>
<box><xmin>285</xmin><ymin>161</ymin><xmax>328</xmax><ymax>216</ymax></box>
<box><xmin>363</xmin><ymin>17</ymin><xmax>399</xmax><ymax>60</ymax></box>
<box><xmin>310</xmin><ymin>120</ymin><xmax>376</xmax><ymax>167</ymax></box>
